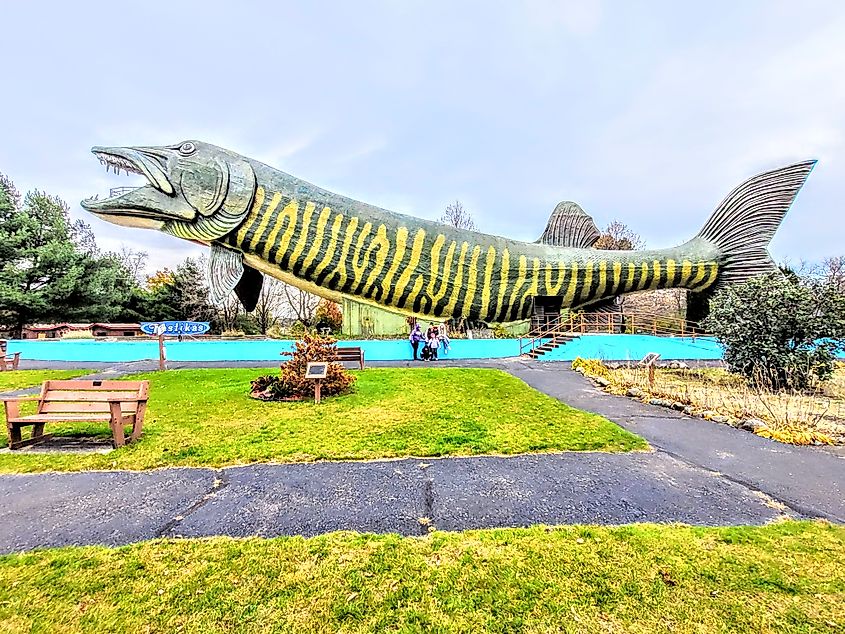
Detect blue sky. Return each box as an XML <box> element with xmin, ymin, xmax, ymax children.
<box><xmin>1</xmin><ymin>0</ymin><xmax>842</xmax><ymax>272</ymax></box>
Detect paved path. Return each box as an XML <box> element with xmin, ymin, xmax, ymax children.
<box><xmin>1</xmin><ymin>359</ymin><xmax>842</xmax><ymax>553</ymax></box>
<box><xmin>506</xmin><ymin>360</ymin><xmax>845</xmax><ymax>522</ymax></box>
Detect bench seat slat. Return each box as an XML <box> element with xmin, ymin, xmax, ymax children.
<box><xmin>9</xmin><ymin>413</ymin><xmax>136</xmax><ymax>423</ymax></box>
<box><xmin>39</xmin><ymin>401</ymin><xmax>139</xmax><ymax>413</ymax></box>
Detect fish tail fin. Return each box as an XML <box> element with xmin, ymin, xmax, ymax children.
<box><xmin>695</xmin><ymin>160</ymin><xmax>816</xmax><ymax>286</ymax></box>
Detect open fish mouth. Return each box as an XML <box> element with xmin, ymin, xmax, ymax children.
<box><xmin>81</xmin><ymin>146</ymin><xmax>192</xmax><ymax>220</ymax></box>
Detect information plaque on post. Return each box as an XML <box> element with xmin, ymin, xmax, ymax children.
<box><xmin>305</xmin><ymin>362</ymin><xmax>329</xmax><ymax>403</ymax></box>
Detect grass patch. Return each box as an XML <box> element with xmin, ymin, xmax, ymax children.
<box><xmin>0</xmin><ymin>368</ymin><xmax>645</xmax><ymax>472</ymax></box>
<box><xmin>0</xmin><ymin>369</ymin><xmax>90</xmax><ymax>393</ymax></box>
<box><xmin>0</xmin><ymin>521</ymin><xmax>842</xmax><ymax>633</ymax></box>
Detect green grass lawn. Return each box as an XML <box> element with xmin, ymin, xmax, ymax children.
<box><xmin>0</xmin><ymin>521</ymin><xmax>841</xmax><ymax>633</ymax></box>
<box><xmin>0</xmin><ymin>369</ymin><xmax>89</xmax><ymax>392</ymax></box>
<box><xmin>0</xmin><ymin>368</ymin><xmax>645</xmax><ymax>472</ymax></box>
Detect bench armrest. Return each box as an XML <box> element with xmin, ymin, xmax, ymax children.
<box><xmin>2</xmin><ymin>397</ymin><xmax>39</xmax><ymax>420</ymax></box>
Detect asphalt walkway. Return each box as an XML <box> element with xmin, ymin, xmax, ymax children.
<box><xmin>1</xmin><ymin>359</ymin><xmax>842</xmax><ymax>553</ymax></box>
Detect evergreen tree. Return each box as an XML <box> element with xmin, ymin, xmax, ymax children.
<box><xmin>172</xmin><ymin>257</ymin><xmax>216</xmax><ymax>322</ymax></box>
<box><xmin>0</xmin><ymin>176</ymin><xmax>131</xmax><ymax>336</ymax></box>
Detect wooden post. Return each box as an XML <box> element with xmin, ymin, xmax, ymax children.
<box><xmin>648</xmin><ymin>364</ymin><xmax>655</xmax><ymax>391</ymax></box>
<box><xmin>158</xmin><ymin>334</ymin><xmax>166</xmax><ymax>371</ymax></box>
<box><xmin>314</xmin><ymin>379</ymin><xmax>321</xmax><ymax>404</ymax></box>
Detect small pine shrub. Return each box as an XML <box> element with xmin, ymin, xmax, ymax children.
<box><xmin>250</xmin><ymin>333</ymin><xmax>356</xmax><ymax>401</ymax></box>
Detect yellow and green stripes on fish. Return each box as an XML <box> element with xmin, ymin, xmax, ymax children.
<box><xmin>393</xmin><ymin>229</ymin><xmax>426</xmax><ymax>308</ymax></box>
<box><xmin>478</xmin><ymin>246</ymin><xmax>496</xmax><ymax>320</ymax></box>
<box><xmin>226</xmin><ymin>189</ymin><xmax>721</xmax><ymax>321</ymax></box>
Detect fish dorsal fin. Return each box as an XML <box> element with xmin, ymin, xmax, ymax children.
<box><xmin>235</xmin><ymin>265</ymin><xmax>264</xmax><ymax>312</ymax></box>
<box><xmin>536</xmin><ymin>201</ymin><xmax>600</xmax><ymax>248</ymax></box>
<box><xmin>208</xmin><ymin>243</ymin><xmax>244</xmax><ymax>305</ymax></box>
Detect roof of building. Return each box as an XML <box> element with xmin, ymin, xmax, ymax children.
<box><xmin>24</xmin><ymin>322</ymin><xmax>142</xmax><ymax>331</ymax></box>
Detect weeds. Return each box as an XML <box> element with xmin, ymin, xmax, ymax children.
<box><xmin>576</xmin><ymin>360</ymin><xmax>844</xmax><ymax>445</ymax></box>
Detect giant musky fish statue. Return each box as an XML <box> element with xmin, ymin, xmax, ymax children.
<box><xmin>81</xmin><ymin>141</ymin><xmax>814</xmax><ymax>322</ymax></box>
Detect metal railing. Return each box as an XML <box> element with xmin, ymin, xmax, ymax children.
<box><xmin>567</xmin><ymin>311</ymin><xmax>706</xmax><ymax>337</ymax></box>
<box><xmin>519</xmin><ymin>311</ymin><xmax>708</xmax><ymax>357</ymax></box>
<box><xmin>518</xmin><ymin>313</ymin><xmax>570</xmax><ymax>356</ymax></box>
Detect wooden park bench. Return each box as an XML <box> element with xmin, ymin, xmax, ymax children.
<box><xmin>2</xmin><ymin>380</ymin><xmax>149</xmax><ymax>450</ymax></box>
<box><xmin>279</xmin><ymin>346</ymin><xmax>366</xmax><ymax>370</ymax></box>
<box><xmin>334</xmin><ymin>346</ymin><xmax>365</xmax><ymax>370</ymax></box>
<box><xmin>0</xmin><ymin>352</ymin><xmax>20</xmax><ymax>371</ymax></box>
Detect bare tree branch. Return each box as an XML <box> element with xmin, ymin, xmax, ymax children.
<box><xmin>252</xmin><ymin>277</ymin><xmax>286</xmax><ymax>334</ymax></box>
<box><xmin>279</xmin><ymin>283</ymin><xmax>320</xmax><ymax>326</ymax></box>
<box><xmin>116</xmin><ymin>246</ymin><xmax>149</xmax><ymax>285</ymax></box>
<box><xmin>594</xmin><ymin>221</ymin><xmax>645</xmax><ymax>251</ymax></box>
<box><xmin>439</xmin><ymin>200</ymin><xmax>476</xmax><ymax>231</ymax></box>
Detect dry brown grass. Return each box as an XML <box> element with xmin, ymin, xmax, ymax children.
<box><xmin>603</xmin><ymin>364</ymin><xmax>845</xmax><ymax>445</ymax></box>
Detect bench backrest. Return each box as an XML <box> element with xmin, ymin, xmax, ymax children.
<box><xmin>335</xmin><ymin>347</ymin><xmax>362</xmax><ymax>358</ymax></box>
<box><xmin>37</xmin><ymin>380</ymin><xmax>149</xmax><ymax>414</ymax></box>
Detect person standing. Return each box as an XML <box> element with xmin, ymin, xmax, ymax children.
<box><xmin>428</xmin><ymin>327</ymin><xmax>439</xmax><ymax>361</ymax></box>
<box><xmin>409</xmin><ymin>323</ymin><xmax>423</xmax><ymax>360</ymax></box>
<box><xmin>438</xmin><ymin>326</ymin><xmax>451</xmax><ymax>357</ymax></box>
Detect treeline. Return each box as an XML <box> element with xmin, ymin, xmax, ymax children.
<box><xmin>0</xmin><ymin>173</ymin><xmax>331</xmax><ymax>338</ymax></box>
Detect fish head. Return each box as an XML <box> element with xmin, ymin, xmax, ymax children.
<box><xmin>81</xmin><ymin>140</ymin><xmax>257</xmax><ymax>241</ymax></box>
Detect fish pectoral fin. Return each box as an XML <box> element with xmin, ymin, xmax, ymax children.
<box><xmin>208</xmin><ymin>243</ymin><xmax>245</xmax><ymax>306</ymax></box>
<box><xmin>235</xmin><ymin>265</ymin><xmax>264</xmax><ymax>313</ymax></box>
<box><xmin>536</xmin><ymin>201</ymin><xmax>601</xmax><ymax>248</ymax></box>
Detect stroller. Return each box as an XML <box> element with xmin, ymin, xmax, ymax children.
<box><xmin>420</xmin><ymin>342</ymin><xmax>432</xmax><ymax>361</ymax></box>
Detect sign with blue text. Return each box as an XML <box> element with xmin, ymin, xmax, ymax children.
<box><xmin>140</xmin><ymin>321</ymin><xmax>211</xmax><ymax>336</ymax></box>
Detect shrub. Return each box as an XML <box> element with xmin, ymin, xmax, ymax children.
<box><xmin>572</xmin><ymin>357</ymin><xmax>611</xmax><ymax>380</ymax></box>
<box><xmin>491</xmin><ymin>324</ymin><xmax>509</xmax><ymax>339</ymax></box>
<box><xmin>250</xmin><ymin>333</ymin><xmax>356</xmax><ymax>401</ymax></box>
<box><xmin>249</xmin><ymin>374</ymin><xmax>296</xmax><ymax>400</ymax></box>
<box><xmin>289</xmin><ymin>321</ymin><xmax>308</xmax><ymax>337</ymax></box>
<box><xmin>315</xmin><ymin>300</ymin><xmax>343</xmax><ymax>333</ymax></box>
<box><xmin>221</xmin><ymin>330</ymin><xmax>246</xmax><ymax>338</ymax></box>
<box><xmin>703</xmin><ymin>274</ymin><xmax>845</xmax><ymax>391</ymax></box>
<box><xmin>265</xmin><ymin>324</ymin><xmax>285</xmax><ymax>339</ymax></box>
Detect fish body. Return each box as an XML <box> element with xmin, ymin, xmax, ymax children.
<box><xmin>81</xmin><ymin>141</ymin><xmax>815</xmax><ymax>323</ymax></box>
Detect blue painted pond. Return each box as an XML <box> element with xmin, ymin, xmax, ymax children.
<box><xmin>8</xmin><ymin>335</ymin><xmax>724</xmax><ymax>363</ymax></box>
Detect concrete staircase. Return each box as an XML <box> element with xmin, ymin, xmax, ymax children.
<box><xmin>524</xmin><ymin>333</ymin><xmax>579</xmax><ymax>359</ymax></box>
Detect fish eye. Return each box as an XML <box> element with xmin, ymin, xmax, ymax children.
<box><xmin>179</xmin><ymin>142</ymin><xmax>196</xmax><ymax>155</ymax></box>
